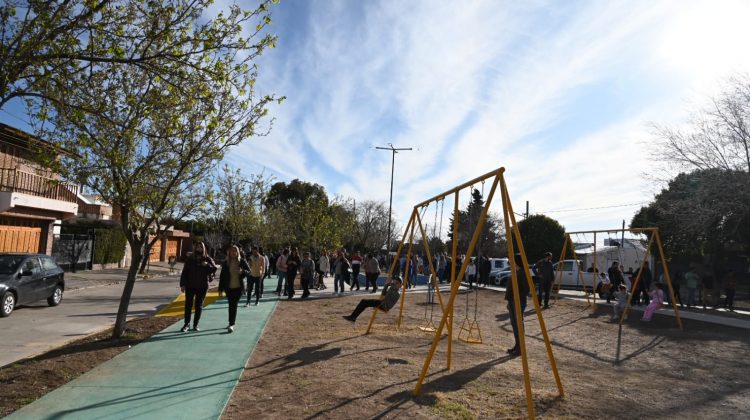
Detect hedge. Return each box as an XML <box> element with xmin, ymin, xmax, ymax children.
<box><xmin>93</xmin><ymin>228</ymin><xmax>127</xmax><ymax>264</ymax></box>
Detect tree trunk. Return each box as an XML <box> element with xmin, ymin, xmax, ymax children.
<box><xmin>112</xmin><ymin>241</ymin><xmax>144</xmax><ymax>339</ymax></box>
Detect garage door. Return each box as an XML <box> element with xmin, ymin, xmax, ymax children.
<box><xmin>0</xmin><ymin>225</ymin><xmax>41</xmax><ymax>253</ymax></box>
<box><xmin>166</xmin><ymin>239</ymin><xmax>179</xmax><ymax>259</ymax></box>
<box><xmin>150</xmin><ymin>240</ymin><xmax>162</xmax><ymax>262</ymax></box>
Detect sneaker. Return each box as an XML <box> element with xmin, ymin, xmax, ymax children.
<box><xmin>342</xmin><ymin>315</ymin><xmax>355</xmax><ymax>323</ymax></box>
<box><xmin>244</xmin><ymin>303</ymin><xmax>250</xmax><ymax>307</ymax></box>
<box><xmin>192</xmin><ymin>326</ymin><xmax>200</xmax><ymax>332</ymax></box>
<box><xmin>180</xmin><ymin>324</ymin><xmax>189</xmax><ymax>333</ymax></box>
<box><xmin>227</xmin><ymin>325</ymin><xmax>234</xmax><ymax>333</ymax></box>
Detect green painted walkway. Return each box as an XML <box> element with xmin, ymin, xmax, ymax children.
<box><xmin>8</xmin><ymin>282</ymin><xmax>280</xmax><ymax>420</ymax></box>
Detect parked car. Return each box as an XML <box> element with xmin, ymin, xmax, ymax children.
<box><xmin>488</xmin><ymin>257</ymin><xmax>510</xmax><ymax>285</ymax></box>
<box><xmin>495</xmin><ymin>263</ymin><xmax>537</xmax><ymax>287</ymax></box>
<box><xmin>0</xmin><ymin>254</ymin><xmax>65</xmax><ymax>317</ymax></box>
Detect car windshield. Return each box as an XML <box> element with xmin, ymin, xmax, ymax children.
<box><xmin>0</xmin><ymin>255</ymin><xmax>25</xmax><ymax>275</ymax></box>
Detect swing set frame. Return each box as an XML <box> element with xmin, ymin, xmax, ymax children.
<box><xmin>364</xmin><ymin>166</ymin><xmax>563</xmax><ymax>419</ymax></box>
<box><xmin>554</xmin><ymin>228</ymin><xmax>683</xmax><ymax>330</ymax></box>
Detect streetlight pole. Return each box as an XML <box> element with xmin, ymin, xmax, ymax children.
<box><xmin>376</xmin><ymin>143</ymin><xmax>412</xmax><ymax>255</ymax></box>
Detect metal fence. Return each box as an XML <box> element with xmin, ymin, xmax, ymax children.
<box><xmin>52</xmin><ymin>234</ymin><xmax>94</xmax><ymax>271</ymax></box>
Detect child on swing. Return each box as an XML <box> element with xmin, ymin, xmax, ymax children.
<box><xmin>342</xmin><ymin>276</ymin><xmax>402</xmax><ymax>322</ymax></box>
<box><xmin>641</xmin><ymin>282</ymin><xmax>664</xmax><ymax>322</ymax></box>
<box><xmin>611</xmin><ymin>284</ymin><xmax>629</xmax><ymax>322</ymax></box>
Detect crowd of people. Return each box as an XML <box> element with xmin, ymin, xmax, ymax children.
<box><xmin>178</xmin><ymin>241</ymin><xmax>742</xmax><ymax>340</ymax></box>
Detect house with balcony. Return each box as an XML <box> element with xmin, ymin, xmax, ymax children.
<box><xmin>0</xmin><ymin>123</ymin><xmax>78</xmax><ymax>254</ymax></box>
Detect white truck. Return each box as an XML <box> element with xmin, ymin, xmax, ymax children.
<box><xmin>552</xmin><ymin>259</ymin><xmax>600</xmax><ymax>291</ymax></box>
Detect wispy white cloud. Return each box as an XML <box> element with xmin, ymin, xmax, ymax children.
<box><xmin>226</xmin><ymin>0</ymin><xmax>750</xmax><ymax>235</ymax></box>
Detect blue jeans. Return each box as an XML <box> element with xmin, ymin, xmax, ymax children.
<box><xmin>334</xmin><ymin>274</ymin><xmax>345</xmax><ymax>293</ymax></box>
<box><xmin>687</xmin><ymin>287</ymin><xmax>697</xmax><ymax>306</ymax></box>
<box><xmin>276</xmin><ymin>271</ymin><xmax>287</xmax><ymax>294</ymax></box>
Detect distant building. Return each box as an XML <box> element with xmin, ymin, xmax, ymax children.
<box><xmin>0</xmin><ymin>123</ymin><xmax>78</xmax><ymax>254</ymax></box>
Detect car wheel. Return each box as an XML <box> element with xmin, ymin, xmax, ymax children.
<box><xmin>1</xmin><ymin>292</ymin><xmax>15</xmax><ymax>317</ymax></box>
<box><xmin>47</xmin><ymin>285</ymin><xmax>63</xmax><ymax>306</ymax></box>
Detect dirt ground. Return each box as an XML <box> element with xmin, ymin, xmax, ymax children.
<box><xmin>225</xmin><ymin>289</ymin><xmax>750</xmax><ymax>419</ymax></box>
<box><xmin>2</xmin><ymin>289</ymin><xmax>748</xmax><ymax>419</ymax></box>
<box><xmin>0</xmin><ymin>315</ymin><xmax>179</xmax><ymax>417</ymax></box>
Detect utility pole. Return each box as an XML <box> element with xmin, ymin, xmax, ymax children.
<box><xmin>525</xmin><ymin>200</ymin><xmax>529</xmax><ymax>219</ymax></box>
<box><xmin>376</xmin><ymin>143</ymin><xmax>412</xmax><ymax>255</ymax></box>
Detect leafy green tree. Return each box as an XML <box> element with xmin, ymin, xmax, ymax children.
<box><xmin>447</xmin><ymin>189</ymin><xmax>505</xmax><ymax>256</ymax></box>
<box><xmin>208</xmin><ymin>166</ymin><xmax>272</xmax><ymax>245</ymax></box>
<box><xmin>643</xmin><ymin>76</ymin><xmax>750</xmax><ymax>273</ymax></box>
<box><xmin>517</xmin><ymin>214</ymin><xmax>565</xmax><ymax>263</ymax></box>
<box><xmin>264</xmin><ymin>179</ymin><xmax>329</xmax><ymax>209</ymax></box>
<box><xmin>32</xmin><ymin>1</ymin><xmax>282</xmax><ymax>338</ymax></box>
<box><xmin>1</xmin><ymin>0</ymin><xmax>280</xmax><ymax>114</ymax></box>
<box><xmin>632</xmin><ymin>169</ymin><xmax>750</xmax><ymax>268</ymax></box>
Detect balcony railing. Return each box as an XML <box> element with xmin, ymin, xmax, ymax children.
<box><xmin>0</xmin><ymin>168</ymin><xmax>78</xmax><ymax>203</ymax></box>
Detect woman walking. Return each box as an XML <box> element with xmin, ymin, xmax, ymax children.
<box><xmin>219</xmin><ymin>245</ymin><xmax>250</xmax><ymax>333</ymax></box>
<box><xmin>286</xmin><ymin>248</ymin><xmax>301</xmax><ymax>299</ymax></box>
<box><xmin>179</xmin><ymin>241</ymin><xmax>217</xmax><ymax>332</ymax></box>
<box><xmin>316</xmin><ymin>251</ymin><xmax>329</xmax><ymax>290</ymax></box>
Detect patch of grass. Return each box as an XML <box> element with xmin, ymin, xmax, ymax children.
<box><xmin>432</xmin><ymin>394</ymin><xmax>476</xmax><ymax>420</ymax></box>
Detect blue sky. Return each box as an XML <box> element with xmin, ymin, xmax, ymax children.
<box><xmin>3</xmin><ymin>0</ymin><xmax>750</xmax><ymax>238</ymax></box>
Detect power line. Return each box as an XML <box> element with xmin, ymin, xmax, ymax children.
<box><xmin>0</xmin><ymin>109</ymin><xmax>30</xmax><ymax>125</ymax></box>
<box><xmin>538</xmin><ymin>201</ymin><xmax>647</xmax><ymax>214</ymax></box>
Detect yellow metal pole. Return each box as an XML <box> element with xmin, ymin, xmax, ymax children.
<box><xmin>567</xmin><ymin>228</ymin><xmax>660</xmax><ymax>235</ymax></box>
<box><xmin>414</xmin><ymin>166</ymin><xmax>504</xmax><ymax>208</ymax></box>
<box><xmin>654</xmin><ymin>229</ymin><xmax>683</xmax><ymax>330</ymax></box>
<box><xmin>499</xmin><ymin>177</ymin><xmax>535</xmax><ymax>418</ymax></box>
<box><xmin>553</xmin><ymin>234</ymin><xmax>569</xmax><ymax>303</ymax></box>
<box><xmin>366</xmin><ymin>210</ymin><xmax>415</xmax><ymax>334</ymax></box>
<box><xmin>619</xmin><ymin>234</ymin><xmax>655</xmax><ymax>326</ymax></box>
<box><xmin>501</xmin><ymin>179</ymin><xmax>563</xmax><ymax>397</ymax></box>
<box><xmin>414</xmin><ymin>171</ymin><xmax>502</xmax><ymax>396</ymax></box>
<box><xmin>448</xmin><ymin>191</ymin><xmax>459</xmax><ymax>369</ymax></box>
<box><xmin>592</xmin><ymin>232</ymin><xmax>598</xmax><ymax>310</ymax></box>
<box><xmin>416</xmin><ymin>211</ymin><xmax>446</xmax><ymax>312</ymax></box>
<box><xmin>398</xmin><ymin>213</ymin><xmax>418</xmax><ymax>328</ymax></box>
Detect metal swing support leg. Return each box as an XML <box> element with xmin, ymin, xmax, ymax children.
<box><xmin>366</xmin><ymin>209</ymin><xmax>417</xmax><ymax>334</ymax></box>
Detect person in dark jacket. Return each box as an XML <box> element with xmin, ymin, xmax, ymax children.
<box><xmin>506</xmin><ymin>254</ymin><xmax>530</xmax><ymax>357</ymax></box>
<box><xmin>342</xmin><ymin>276</ymin><xmax>402</xmax><ymax>322</ymax></box>
<box><xmin>634</xmin><ymin>261</ymin><xmax>653</xmax><ymax>306</ymax></box>
<box><xmin>218</xmin><ymin>245</ymin><xmax>250</xmax><ymax>333</ymax></box>
<box><xmin>179</xmin><ymin>241</ymin><xmax>217</xmax><ymax>332</ymax></box>
<box><xmin>534</xmin><ymin>252</ymin><xmax>555</xmax><ymax>309</ymax></box>
<box><xmin>285</xmin><ymin>248</ymin><xmax>301</xmax><ymax>299</ymax></box>
<box><xmin>479</xmin><ymin>255</ymin><xmax>491</xmax><ymax>286</ymax></box>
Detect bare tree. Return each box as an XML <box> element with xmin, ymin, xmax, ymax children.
<box><xmin>651</xmin><ymin>75</ymin><xmax>750</xmax><ymax>176</ymax></box>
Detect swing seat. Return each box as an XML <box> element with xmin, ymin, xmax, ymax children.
<box><xmin>458</xmin><ymin>318</ymin><xmax>483</xmax><ymax>344</ymax></box>
<box><xmin>418</xmin><ymin>320</ymin><xmax>437</xmax><ymax>333</ymax></box>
